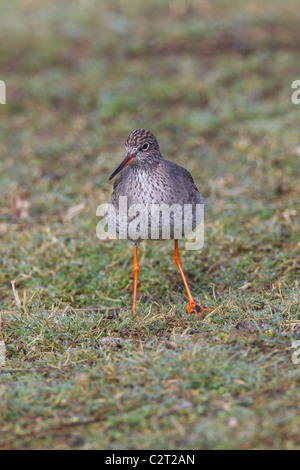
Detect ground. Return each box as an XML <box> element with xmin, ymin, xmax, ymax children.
<box><xmin>0</xmin><ymin>0</ymin><xmax>299</xmax><ymax>450</ymax></box>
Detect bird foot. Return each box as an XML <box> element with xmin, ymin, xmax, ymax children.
<box><xmin>187</xmin><ymin>301</ymin><xmax>211</xmax><ymax>318</ymax></box>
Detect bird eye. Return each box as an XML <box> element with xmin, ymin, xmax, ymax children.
<box><xmin>141</xmin><ymin>143</ymin><xmax>149</xmax><ymax>151</ymax></box>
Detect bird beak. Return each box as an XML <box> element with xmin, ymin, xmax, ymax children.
<box><xmin>108</xmin><ymin>154</ymin><xmax>135</xmax><ymax>180</ymax></box>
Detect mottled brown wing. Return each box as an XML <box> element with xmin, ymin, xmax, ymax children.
<box><xmin>165</xmin><ymin>160</ymin><xmax>200</xmax><ymax>193</ymax></box>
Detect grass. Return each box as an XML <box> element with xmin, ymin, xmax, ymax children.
<box><xmin>0</xmin><ymin>0</ymin><xmax>300</xmax><ymax>450</ymax></box>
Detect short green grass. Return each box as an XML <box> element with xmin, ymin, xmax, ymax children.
<box><xmin>0</xmin><ymin>0</ymin><xmax>299</xmax><ymax>450</ymax></box>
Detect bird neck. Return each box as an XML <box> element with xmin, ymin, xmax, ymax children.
<box><xmin>132</xmin><ymin>152</ymin><xmax>163</xmax><ymax>172</ymax></box>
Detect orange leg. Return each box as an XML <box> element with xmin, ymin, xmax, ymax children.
<box><xmin>133</xmin><ymin>245</ymin><xmax>140</xmax><ymax>315</ymax></box>
<box><xmin>173</xmin><ymin>240</ymin><xmax>210</xmax><ymax>317</ymax></box>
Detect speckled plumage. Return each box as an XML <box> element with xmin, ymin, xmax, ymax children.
<box><xmin>105</xmin><ymin>129</ymin><xmax>205</xmax><ymax>244</ymax></box>
<box><xmin>125</xmin><ymin>128</ymin><xmax>160</xmax><ymax>153</ymax></box>
<box><xmin>105</xmin><ymin>129</ymin><xmax>209</xmax><ymax>317</ymax></box>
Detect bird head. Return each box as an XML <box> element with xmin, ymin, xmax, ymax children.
<box><xmin>109</xmin><ymin>129</ymin><xmax>162</xmax><ymax>180</ymax></box>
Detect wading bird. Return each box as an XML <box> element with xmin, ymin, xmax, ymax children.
<box><xmin>105</xmin><ymin>129</ymin><xmax>209</xmax><ymax>317</ymax></box>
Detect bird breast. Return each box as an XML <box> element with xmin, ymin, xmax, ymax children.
<box><xmin>105</xmin><ymin>163</ymin><xmax>205</xmax><ymax>242</ymax></box>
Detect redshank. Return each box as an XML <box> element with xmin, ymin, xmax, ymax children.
<box><xmin>105</xmin><ymin>129</ymin><xmax>209</xmax><ymax>317</ymax></box>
